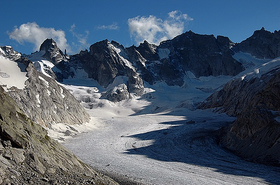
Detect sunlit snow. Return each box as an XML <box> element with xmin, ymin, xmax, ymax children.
<box><xmin>0</xmin><ymin>58</ymin><xmax>28</xmax><ymax>90</ymax></box>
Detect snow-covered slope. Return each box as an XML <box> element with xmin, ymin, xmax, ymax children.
<box><xmin>60</xmin><ymin>47</ymin><xmax>280</xmax><ymax>184</ymax></box>
<box><xmin>0</xmin><ymin>57</ymin><xmax>27</xmax><ymax>90</ymax></box>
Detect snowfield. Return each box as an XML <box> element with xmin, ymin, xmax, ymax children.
<box><xmin>61</xmin><ymin>57</ymin><xmax>280</xmax><ymax>185</ymax></box>
<box><xmin>63</xmin><ymin>99</ymin><xmax>280</xmax><ymax>185</ymax></box>
<box><xmin>0</xmin><ymin>57</ymin><xmax>28</xmax><ymax>90</ymax></box>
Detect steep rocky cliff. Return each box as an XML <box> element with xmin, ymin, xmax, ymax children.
<box><xmin>7</xmin><ymin>58</ymin><xmax>90</xmax><ymax>127</ymax></box>
<box><xmin>199</xmin><ymin>62</ymin><xmax>280</xmax><ymax>166</ymax></box>
<box><xmin>0</xmin><ymin>86</ymin><xmax>118</xmax><ymax>184</ymax></box>
<box><xmin>235</xmin><ymin>27</ymin><xmax>280</xmax><ymax>59</ymax></box>
<box><xmin>46</xmin><ymin>31</ymin><xmax>243</xmax><ymax>102</ymax></box>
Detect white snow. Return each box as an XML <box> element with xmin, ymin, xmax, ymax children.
<box><xmin>33</xmin><ymin>60</ymin><xmax>55</xmax><ymax>78</ymax></box>
<box><xmin>41</xmin><ymin>51</ymin><xmax>280</xmax><ymax>184</ymax></box>
<box><xmin>60</xmin><ymin>87</ymin><xmax>65</xmax><ymax>98</ymax></box>
<box><xmin>233</xmin><ymin>52</ymin><xmax>280</xmax><ymax>81</ymax></box>
<box><xmin>39</xmin><ymin>76</ymin><xmax>49</xmax><ymax>87</ymax></box>
<box><xmin>63</xmin><ymin>96</ymin><xmax>280</xmax><ymax>185</ymax></box>
<box><xmin>109</xmin><ymin>43</ymin><xmax>136</xmax><ymax>71</ymax></box>
<box><xmin>36</xmin><ymin>94</ymin><xmax>40</xmax><ymax>107</ymax></box>
<box><xmin>0</xmin><ymin>58</ymin><xmax>28</xmax><ymax>90</ymax></box>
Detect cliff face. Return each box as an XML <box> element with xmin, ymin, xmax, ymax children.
<box><xmin>235</xmin><ymin>28</ymin><xmax>280</xmax><ymax>59</ymax></box>
<box><xmin>199</xmin><ymin>67</ymin><xmax>280</xmax><ymax>166</ymax></box>
<box><xmin>52</xmin><ymin>31</ymin><xmax>243</xmax><ymax>102</ymax></box>
<box><xmin>0</xmin><ymin>86</ymin><xmax>118</xmax><ymax>184</ymax></box>
<box><xmin>8</xmin><ymin>58</ymin><xmax>90</xmax><ymax>127</ymax></box>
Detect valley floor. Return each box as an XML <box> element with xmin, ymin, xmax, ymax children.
<box><xmin>63</xmin><ymin>106</ymin><xmax>280</xmax><ymax>185</ymax></box>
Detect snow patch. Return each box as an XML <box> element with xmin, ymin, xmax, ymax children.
<box><xmin>39</xmin><ymin>76</ymin><xmax>49</xmax><ymax>87</ymax></box>
<box><xmin>60</xmin><ymin>87</ymin><xmax>65</xmax><ymax>98</ymax></box>
<box><xmin>0</xmin><ymin>58</ymin><xmax>28</xmax><ymax>90</ymax></box>
<box><xmin>109</xmin><ymin>43</ymin><xmax>136</xmax><ymax>71</ymax></box>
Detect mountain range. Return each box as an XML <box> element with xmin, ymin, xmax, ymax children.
<box><xmin>1</xmin><ymin>27</ymin><xmax>280</xmax><ymax>183</ymax></box>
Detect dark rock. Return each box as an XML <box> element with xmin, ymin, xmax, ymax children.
<box><xmin>39</xmin><ymin>38</ymin><xmax>67</xmax><ymax>65</ymax></box>
<box><xmin>235</xmin><ymin>27</ymin><xmax>280</xmax><ymax>59</ymax></box>
<box><xmin>199</xmin><ymin>67</ymin><xmax>280</xmax><ymax>166</ymax></box>
<box><xmin>158</xmin><ymin>31</ymin><xmax>243</xmax><ymax>78</ymax></box>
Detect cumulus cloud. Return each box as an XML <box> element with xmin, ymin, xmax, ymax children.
<box><xmin>8</xmin><ymin>22</ymin><xmax>70</xmax><ymax>52</ymax></box>
<box><xmin>128</xmin><ymin>10</ymin><xmax>193</xmax><ymax>45</ymax></box>
<box><xmin>97</xmin><ymin>23</ymin><xmax>119</xmax><ymax>30</ymax></box>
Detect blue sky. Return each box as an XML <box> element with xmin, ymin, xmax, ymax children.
<box><xmin>1</xmin><ymin>0</ymin><xmax>280</xmax><ymax>54</ymax></box>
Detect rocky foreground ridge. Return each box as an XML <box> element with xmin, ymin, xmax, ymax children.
<box><xmin>0</xmin><ymin>86</ymin><xmax>118</xmax><ymax>184</ymax></box>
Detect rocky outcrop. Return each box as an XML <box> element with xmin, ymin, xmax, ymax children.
<box><xmin>0</xmin><ymin>86</ymin><xmax>118</xmax><ymax>184</ymax></box>
<box><xmin>0</xmin><ymin>46</ymin><xmax>21</xmax><ymax>61</ymax></box>
<box><xmin>158</xmin><ymin>31</ymin><xmax>243</xmax><ymax>78</ymax></box>
<box><xmin>8</xmin><ymin>58</ymin><xmax>90</xmax><ymax>127</ymax></box>
<box><xmin>39</xmin><ymin>38</ymin><xmax>67</xmax><ymax>65</ymax></box>
<box><xmin>235</xmin><ymin>27</ymin><xmax>280</xmax><ymax>59</ymax></box>
<box><xmin>101</xmin><ymin>84</ymin><xmax>130</xmax><ymax>102</ymax></box>
<box><xmin>69</xmin><ymin>40</ymin><xmax>144</xmax><ymax>95</ymax></box>
<box><xmin>199</xmin><ymin>67</ymin><xmax>280</xmax><ymax>166</ymax></box>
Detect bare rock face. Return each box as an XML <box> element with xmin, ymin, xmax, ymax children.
<box><xmin>49</xmin><ymin>31</ymin><xmax>243</xmax><ymax>102</ymax></box>
<box><xmin>0</xmin><ymin>86</ymin><xmax>118</xmax><ymax>184</ymax></box>
<box><xmin>235</xmin><ymin>27</ymin><xmax>280</xmax><ymax>59</ymax></box>
<box><xmin>158</xmin><ymin>31</ymin><xmax>243</xmax><ymax>78</ymax></box>
<box><xmin>8</xmin><ymin>59</ymin><xmax>90</xmax><ymax>127</ymax></box>
<box><xmin>0</xmin><ymin>46</ymin><xmax>21</xmax><ymax>61</ymax></box>
<box><xmin>199</xmin><ymin>68</ymin><xmax>280</xmax><ymax>166</ymax></box>
<box><xmin>102</xmin><ymin>84</ymin><xmax>130</xmax><ymax>102</ymax></box>
<box><xmin>70</xmin><ymin>40</ymin><xmax>145</xmax><ymax>95</ymax></box>
<box><xmin>39</xmin><ymin>38</ymin><xmax>67</xmax><ymax>65</ymax></box>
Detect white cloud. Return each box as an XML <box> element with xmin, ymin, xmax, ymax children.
<box><xmin>128</xmin><ymin>11</ymin><xmax>193</xmax><ymax>45</ymax></box>
<box><xmin>97</xmin><ymin>23</ymin><xmax>119</xmax><ymax>30</ymax></box>
<box><xmin>8</xmin><ymin>22</ymin><xmax>71</xmax><ymax>52</ymax></box>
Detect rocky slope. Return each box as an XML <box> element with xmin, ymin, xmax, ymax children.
<box><xmin>44</xmin><ymin>31</ymin><xmax>244</xmax><ymax>102</ymax></box>
<box><xmin>235</xmin><ymin>27</ymin><xmax>280</xmax><ymax>59</ymax></box>
<box><xmin>197</xmin><ymin>28</ymin><xmax>280</xmax><ymax>166</ymax></box>
<box><xmin>0</xmin><ymin>45</ymin><xmax>90</xmax><ymax>127</ymax></box>
<box><xmin>0</xmin><ymin>86</ymin><xmax>118</xmax><ymax>184</ymax></box>
<box><xmin>7</xmin><ymin>57</ymin><xmax>90</xmax><ymax>127</ymax></box>
<box><xmin>199</xmin><ymin>61</ymin><xmax>280</xmax><ymax>166</ymax></box>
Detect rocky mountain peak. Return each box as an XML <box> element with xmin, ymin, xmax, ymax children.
<box><xmin>39</xmin><ymin>38</ymin><xmax>66</xmax><ymax>65</ymax></box>
<box><xmin>136</xmin><ymin>40</ymin><xmax>158</xmax><ymax>61</ymax></box>
<box><xmin>235</xmin><ymin>28</ymin><xmax>280</xmax><ymax>59</ymax></box>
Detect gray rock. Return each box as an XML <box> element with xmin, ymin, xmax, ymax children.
<box><xmin>39</xmin><ymin>38</ymin><xmax>67</xmax><ymax>65</ymax></box>
<box><xmin>0</xmin><ymin>46</ymin><xmax>21</xmax><ymax>61</ymax></box>
<box><xmin>0</xmin><ymin>86</ymin><xmax>118</xmax><ymax>184</ymax></box>
<box><xmin>199</xmin><ymin>67</ymin><xmax>280</xmax><ymax>166</ymax></box>
<box><xmin>8</xmin><ymin>61</ymin><xmax>90</xmax><ymax>127</ymax></box>
<box><xmin>102</xmin><ymin>84</ymin><xmax>130</xmax><ymax>102</ymax></box>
